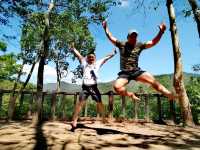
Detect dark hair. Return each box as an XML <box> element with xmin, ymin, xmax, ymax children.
<box><xmin>127</xmin><ymin>32</ymin><xmax>138</xmax><ymax>39</ymax></box>
<box><xmin>87</xmin><ymin>49</ymin><xmax>96</xmax><ymax>56</ymax></box>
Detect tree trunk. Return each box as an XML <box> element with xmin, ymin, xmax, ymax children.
<box><xmin>166</xmin><ymin>0</ymin><xmax>194</xmax><ymax>126</ymax></box>
<box><xmin>56</xmin><ymin>60</ymin><xmax>61</xmax><ymax>93</ymax></box>
<box><xmin>7</xmin><ymin>61</ymin><xmax>25</xmax><ymax>120</ymax></box>
<box><xmin>32</xmin><ymin>2</ymin><xmax>54</xmax><ymax>125</ymax></box>
<box><xmin>21</xmin><ymin>58</ymin><xmax>38</xmax><ymax>90</ymax></box>
<box><xmin>32</xmin><ymin>56</ymin><xmax>45</xmax><ymax>124</ymax></box>
<box><xmin>188</xmin><ymin>0</ymin><xmax>200</xmax><ymax>38</ymax></box>
<box><xmin>18</xmin><ymin>58</ymin><xmax>38</xmax><ymax>103</ymax></box>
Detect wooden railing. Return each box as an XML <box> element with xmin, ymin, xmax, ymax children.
<box><xmin>0</xmin><ymin>89</ymin><xmax>176</xmax><ymax>122</ymax></box>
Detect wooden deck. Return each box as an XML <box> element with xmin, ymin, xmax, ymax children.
<box><xmin>0</xmin><ymin>119</ymin><xmax>199</xmax><ymax>150</ymax></box>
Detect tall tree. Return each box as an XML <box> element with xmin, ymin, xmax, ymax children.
<box><xmin>19</xmin><ymin>0</ymin><xmax>116</xmax><ymax>124</ymax></box>
<box><xmin>125</xmin><ymin>0</ymin><xmax>195</xmax><ymax>125</ymax></box>
<box><xmin>187</xmin><ymin>0</ymin><xmax>200</xmax><ymax>38</ymax></box>
<box><xmin>166</xmin><ymin>0</ymin><xmax>194</xmax><ymax>126</ymax></box>
<box><xmin>1</xmin><ymin>0</ymin><xmax>117</xmax><ymax>122</ymax></box>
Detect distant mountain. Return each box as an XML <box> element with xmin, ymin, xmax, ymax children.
<box><xmin>43</xmin><ymin>82</ymin><xmax>81</xmax><ymax>92</ymax></box>
<box><xmin>43</xmin><ymin>72</ymin><xmax>200</xmax><ymax>93</ymax></box>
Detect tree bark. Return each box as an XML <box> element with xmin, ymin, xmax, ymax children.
<box><xmin>7</xmin><ymin>61</ymin><xmax>25</xmax><ymax>120</ymax></box>
<box><xmin>56</xmin><ymin>59</ymin><xmax>61</xmax><ymax>93</ymax></box>
<box><xmin>21</xmin><ymin>58</ymin><xmax>38</xmax><ymax>90</ymax></box>
<box><xmin>188</xmin><ymin>0</ymin><xmax>200</xmax><ymax>38</ymax></box>
<box><xmin>18</xmin><ymin>57</ymin><xmax>38</xmax><ymax>104</ymax></box>
<box><xmin>166</xmin><ymin>0</ymin><xmax>194</xmax><ymax>126</ymax></box>
<box><xmin>32</xmin><ymin>2</ymin><xmax>54</xmax><ymax>125</ymax></box>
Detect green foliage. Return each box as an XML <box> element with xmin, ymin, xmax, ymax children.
<box><xmin>193</xmin><ymin>64</ymin><xmax>200</xmax><ymax>72</ymax></box>
<box><xmin>0</xmin><ymin>53</ymin><xmax>21</xmax><ymax>80</ymax></box>
<box><xmin>0</xmin><ymin>80</ymin><xmax>36</xmax><ymax>119</ymax></box>
<box><xmin>0</xmin><ymin>80</ymin><xmax>35</xmax><ymax>90</ymax></box>
<box><xmin>0</xmin><ymin>41</ymin><xmax>7</xmax><ymax>52</ymax></box>
<box><xmin>19</xmin><ymin>0</ymin><xmax>117</xmax><ymax>84</ymax></box>
<box><xmin>1</xmin><ymin>0</ymin><xmax>118</xmax><ymax>86</ymax></box>
<box><xmin>186</xmin><ymin>77</ymin><xmax>200</xmax><ymax>124</ymax></box>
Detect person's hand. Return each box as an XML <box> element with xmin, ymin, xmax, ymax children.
<box><xmin>69</xmin><ymin>42</ymin><xmax>75</xmax><ymax>51</ymax></box>
<box><xmin>113</xmin><ymin>48</ymin><xmax>117</xmax><ymax>55</ymax></box>
<box><xmin>111</xmin><ymin>48</ymin><xmax>117</xmax><ymax>56</ymax></box>
<box><xmin>102</xmin><ymin>20</ymin><xmax>107</xmax><ymax>29</ymax></box>
<box><xmin>48</xmin><ymin>2</ymin><xmax>54</xmax><ymax>11</ymax></box>
<box><xmin>158</xmin><ymin>23</ymin><xmax>166</xmax><ymax>33</ymax></box>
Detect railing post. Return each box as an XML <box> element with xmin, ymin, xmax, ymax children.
<box><xmin>157</xmin><ymin>94</ymin><xmax>163</xmax><ymax>122</ymax></box>
<box><xmin>0</xmin><ymin>91</ymin><xmax>3</xmax><ymax>111</ymax></box>
<box><xmin>27</xmin><ymin>92</ymin><xmax>34</xmax><ymax>118</ymax></box>
<box><xmin>170</xmin><ymin>100</ymin><xmax>176</xmax><ymax>123</ymax></box>
<box><xmin>134</xmin><ymin>100</ymin><xmax>138</xmax><ymax>121</ymax></box>
<box><xmin>51</xmin><ymin>92</ymin><xmax>57</xmax><ymax>120</ymax></box>
<box><xmin>74</xmin><ymin>93</ymin><xmax>78</xmax><ymax>106</ymax></box>
<box><xmin>84</xmin><ymin>101</ymin><xmax>88</xmax><ymax>117</ymax></box>
<box><xmin>32</xmin><ymin>91</ymin><xmax>43</xmax><ymax>124</ymax></box>
<box><xmin>108</xmin><ymin>91</ymin><xmax>114</xmax><ymax>119</ymax></box>
<box><xmin>61</xmin><ymin>94</ymin><xmax>67</xmax><ymax>120</ymax></box>
<box><xmin>121</xmin><ymin>96</ymin><xmax>126</xmax><ymax>118</ymax></box>
<box><xmin>144</xmin><ymin>94</ymin><xmax>150</xmax><ymax>122</ymax></box>
<box><xmin>42</xmin><ymin>92</ymin><xmax>46</xmax><ymax>119</ymax></box>
<box><xmin>19</xmin><ymin>92</ymin><xmax>24</xmax><ymax>110</ymax></box>
<box><xmin>8</xmin><ymin>94</ymin><xmax>17</xmax><ymax>120</ymax></box>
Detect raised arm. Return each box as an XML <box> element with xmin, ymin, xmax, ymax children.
<box><xmin>69</xmin><ymin>43</ymin><xmax>84</xmax><ymax>63</ymax></box>
<box><xmin>102</xmin><ymin>20</ymin><xmax>118</xmax><ymax>46</ymax></box>
<box><xmin>144</xmin><ymin>23</ymin><xmax>166</xmax><ymax>49</ymax></box>
<box><xmin>100</xmin><ymin>48</ymin><xmax>117</xmax><ymax>66</ymax></box>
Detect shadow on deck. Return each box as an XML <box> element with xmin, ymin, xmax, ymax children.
<box><xmin>0</xmin><ymin>120</ymin><xmax>200</xmax><ymax>150</ymax></box>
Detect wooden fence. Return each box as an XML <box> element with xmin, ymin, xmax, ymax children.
<box><xmin>0</xmin><ymin>89</ymin><xmax>176</xmax><ymax>122</ymax></box>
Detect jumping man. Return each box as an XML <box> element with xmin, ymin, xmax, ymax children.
<box><xmin>70</xmin><ymin>44</ymin><xmax>117</xmax><ymax>130</ymax></box>
<box><xmin>102</xmin><ymin>20</ymin><xmax>176</xmax><ymax>101</ymax></box>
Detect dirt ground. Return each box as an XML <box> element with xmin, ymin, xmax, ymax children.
<box><xmin>0</xmin><ymin>119</ymin><xmax>200</xmax><ymax>150</ymax></box>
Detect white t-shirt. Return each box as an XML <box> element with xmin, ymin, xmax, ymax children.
<box><xmin>81</xmin><ymin>58</ymin><xmax>105</xmax><ymax>85</ymax></box>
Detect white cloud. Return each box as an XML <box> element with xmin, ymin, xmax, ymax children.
<box><xmin>120</xmin><ymin>0</ymin><xmax>129</xmax><ymax>8</ymax></box>
<box><xmin>22</xmin><ymin>63</ymin><xmax>74</xmax><ymax>84</ymax></box>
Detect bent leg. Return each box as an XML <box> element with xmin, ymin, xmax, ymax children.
<box><xmin>113</xmin><ymin>78</ymin><xmax>140</xmax><ymax>101</ymax></box>
<box><xmin>135</xmin><ymin>72</ymin><xmax>176</xmax><ymax>100</ymax></box>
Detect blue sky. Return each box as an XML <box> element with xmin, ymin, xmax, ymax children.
<box><xmin>1</xmin><ymin>0</ymin><xmax>200</xmax><ymax>84</ymax></box>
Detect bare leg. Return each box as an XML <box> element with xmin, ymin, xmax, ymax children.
<box><xmin>135</xmin><ymin>72</ymin><xmax>176</xmax><ymax>100</ymax></box>
<box><xmin>113</xmin><ymin>78</ymin><xmax>140</xmax><ymax>101</ymax></box>
<box><xmin>72</xmin><ymin>100</ymin><xmax>86</xmax><ymax>127</ymax></box>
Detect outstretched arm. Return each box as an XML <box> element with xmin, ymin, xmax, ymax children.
<box><xmin>102</xmin><ymin>20</ymin><xmax>118</xmax><ymax>46</ymax></box>
<box><xmin>144</xmin><ymin>23</ymin><xmax>166</xmax><ymax>49</ymax></box>
<box><xmin>100</xmin><ymin>48</ymin><xmax>117</xmax><ymax>66</ymax></box>
<box><xmin>69</xmin><ymin>43</ymin><xmax>84</xmax><ymax>63</ymax></box>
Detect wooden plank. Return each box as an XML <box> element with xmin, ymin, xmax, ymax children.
<box><xmin>27</xmin><ymin>92</ymin><xmax>34</xmax><ymax>118</ymax></box>
<box><xmin>121</xmin><ymin>96</ymin><xmax>126</xmax><ymax>118</ymax></box>
<box><xmin>61</xmin><ymin>94</ymin><xmax>67</xmax><ymax>120</ymax></box>
<box><xmin>84</xmin><ymin>101</ymin><xmax>88</xmax><ymax>117</ymax></box>
<box><xmin>0</xmin><ymin>92</ymin><xmax>3</xmax><ymax>111</ymax></box>
<box><xmin>108</xmin><ymin>91</ymin><xmax>114</xmax><ymax>118</ymax></box>
<box><xmin>134</xmin><ymin>100</ymin><xmax>138</xmax><ymax>121</ymax></box>
<box><xmin>144</xmin><ymin>95</ymin><xmax>150</xmax><ymax>122</ymax></box>
<box><xmin>50</xmin><ymin>92</ymin><xmax>57</xmax><ymax>120</ymax></box>
<box><xmin>157</xmin><ymin>95</ymin><xmax>162</xmax><ymax>122</ymax></box>
<box><xmin>170</xmin><ymin>100</ymin><xmax>176</xmax><ymax>123</ymax></box>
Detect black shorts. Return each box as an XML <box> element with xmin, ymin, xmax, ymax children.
<box><xmin>117</xmin><ymin>68</ymin><xmax>146</xmax><ymax>82</ymax></box>
<box><xmin>79</xmin><ymin>84</ymin><xmax>102</xmax><ymax>102</ymax></box>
